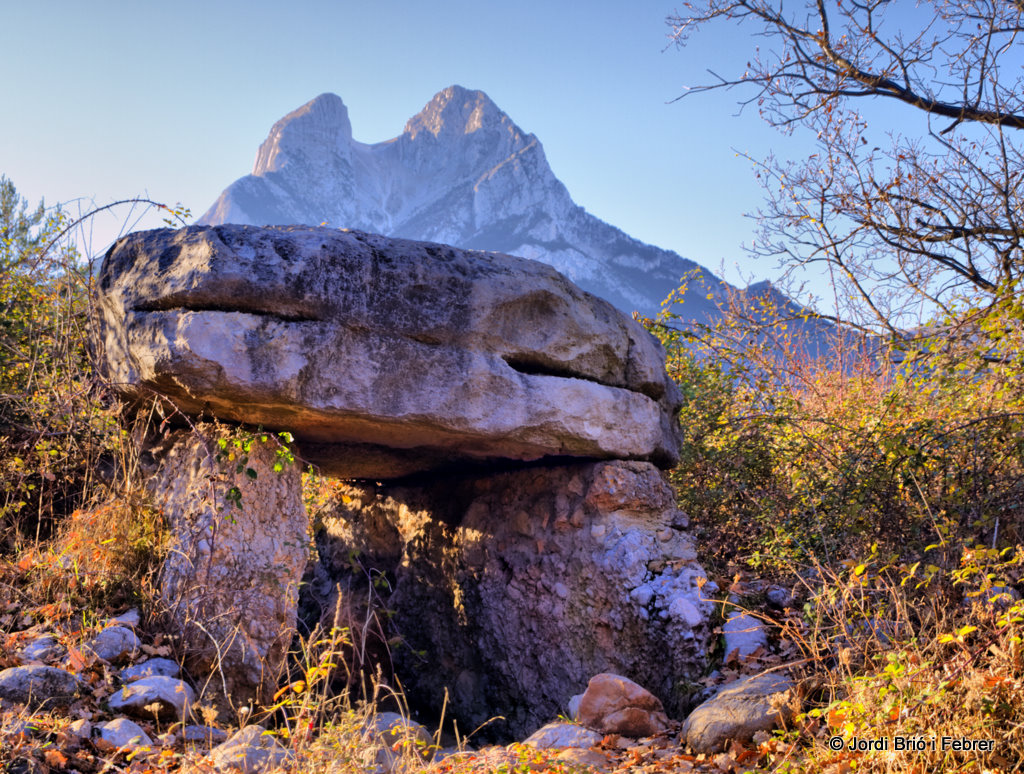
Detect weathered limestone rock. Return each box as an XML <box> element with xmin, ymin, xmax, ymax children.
<box><xmin>97</xmin><ymin>225</ymin><xmax>707</xmax><ymax>741</ymax></box>
<box><xmin>19</xmin><ymin>635</ymin><xmax>62</xmax><ymax>664</ymax></box>
<box><xmin>0</xmin><ymin>665</ymin><xmax>79</xmax><ymax>709</ymax></box>
<box><xmin>98</xmin><ymin>224</ymin><xmax>681</xmax><ymax>477</ymax></box>
<box><xmin>183</xmin><ymin>724</ymin><xmax>229</xmax><ymax>745</ymax></box>
<box><xmin>84</xmin><ymin>625</ymin><xmax>141</xmax><ymax>663</ymax></box>
<box><xmin>722</xmin><ymin>611</ymin><xmax>767</xmax><ymax>661</ymax></box>
<box><xmin>95</xmin><ymin>718</ymin><xmax>154</xmax><ymax>751</ymax></box>
<box><xmin>523</xmin><ymin>721</ymin><xmax>603</xmax><ymax>749</ymax></box>
<box><xmin>68</xmin><ymin>719</ymin><xmax>92</xmax><ymax>740</ymax></box>
<box><xmin>681</xmin><ymin>673</ymin><xmax>799</xmax><ymax>754</ymax></box>
<box><xmin>150</xmin><ymin>425</ymin><xmax>308</xmax><ymax>710</ymax></box>
<box><xmin>553</xmin><ymin>748</ymin><xmax>614</xmax><ymax>772</ymax></box>
<box><xmin>121</xmin><ymin>657</ymin><xmax>181</xmax><ymax>682</ymax></box>
<box><xmin>107</xmin><ymin>608</ymin><xmax>141</xmax><ymax>628</ymax></box>
<box><xmin>209</xmin><ymin>725</ymin><xmax>293</xmax><ymax>773</ymax></box>
<box><xmin>312</xmin><ymin>460</ymin><xmax>714</xmax><ymax>738</ymax></box>
<box><xmin>108</xmin><ymin>675</ymin><xmax>196</xmax><ymax>722</ymax></box>
<box><xmin>567</xmin><ymin>693</ymin><xmax>584</xmax><ymax>721</ymax></box>
<box><xmin>577</xmin><ymin>673</ymin><xmax>670</xmax><ymax>738</ymax></box>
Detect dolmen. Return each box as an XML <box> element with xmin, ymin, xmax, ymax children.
<box><xmin>98</xmin><ymin>224</ymin><xmax>715</xmax><ymax>735</ymax></box>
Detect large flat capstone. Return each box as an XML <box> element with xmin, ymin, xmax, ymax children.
<box><xmin>98</xmin><ymin>225</ymin><xmax>681</xmax><ymax>477</ymax></box>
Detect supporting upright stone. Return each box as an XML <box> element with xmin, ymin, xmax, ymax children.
<box><xmin>149</xmin><ymin>425</ymin><xmax>308</xmax><ymax>711</ymax></box>
<box><xmin>314</xmin><ymin>460</ymin><xmax>715</xmax><ymax>738</ymax></box>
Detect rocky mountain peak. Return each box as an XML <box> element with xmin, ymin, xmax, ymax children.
<box><xmin>253</xmin><ymin>92</ymin><xmax>353</xmax><ymax>176</ymax></box>
<box><xmin>199</xmin><ymin>87</ymin><xmax>725</xmax><ymax>319</ymax></box>
<box><xmin>405</xmin><ymin>85</ymin><xmax>515</xmax><ymax>140</ymax></box>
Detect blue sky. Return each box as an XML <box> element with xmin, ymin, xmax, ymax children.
<box><xmin>1</xmin><ymin>0</ymin><xmax>806</xmax><ymax>289</ymax></box>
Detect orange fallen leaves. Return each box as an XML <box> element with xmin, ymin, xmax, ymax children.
<box><xmin>43</xmin><ymin>749</ymin><xmax>68</xmax><ymax>767</ymax></box>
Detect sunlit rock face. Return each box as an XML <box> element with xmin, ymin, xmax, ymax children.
<box><xmin>199</xmin><ymin>86</ymin><xmax>725</xmax><ymax>321</ymax></box>
<box><xmin>311</xmin><ymin>460</ymin><xmax>715</xmax><ymax>739</ymax></box>
<box><xmin>97</xmin><ymin>223</ymin><xmax>682</xmax><ymax>477</ymax></box>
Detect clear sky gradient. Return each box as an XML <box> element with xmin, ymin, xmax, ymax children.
<box><xmin>1</xmin><ymin>0</ymin><xmax>809</xmax><ymax>289</ymax></box>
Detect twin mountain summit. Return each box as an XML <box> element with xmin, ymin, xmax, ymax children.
<box><xmin>199</xmin><ymin>85</ymin><xmax>779</xmax><ymax>322</ymax></box>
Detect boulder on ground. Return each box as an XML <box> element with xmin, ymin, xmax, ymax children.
<box><xmin>553</xmin><ymin>748</ymin><xmax>613</xmax><ymax>772</ymax></box>
<box><xmin>361</xmin><ymin>711</ymin><xmax>434</xmax><ymax>770</ymax></box>
<box><xmin>0</xmin><ymin>665</ymin><xmax>79</xmax><ymax>709</ymax></box>
<box><xmin>566</xmin><ymin>693</ymin><xmax>584</xmax><ymax>722</ymax></box>
<box><xmin>67</xmin><ymin>719</ymin><xmax>92</xmax><ymax>741</ymax></box>
<box><xmin>577</xmin><ymin>673</ymin><xmax>670</xmax><ymax>737</ymax></box>
<box><xmin>98</xmin><ymin>224</ymin><xmax>681</xmax><ymax>477</ymax></box>
<box><xmin>183</xmin><ymin>724</ymin><xmax>229</xmax><ymax>745</ymax></box>
<box><xmin>107</xmin><ymin>609</ymin><xmax>141</xmax><ymax>628</ymax></box>
<box><xmin>681</xmin><ymin>673</ymin><xmax>800</xmax><ymax>754</ymax></box>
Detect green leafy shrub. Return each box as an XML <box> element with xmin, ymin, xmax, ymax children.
<box><xmin>0</xmin><ymin>177</ymin><xmax>107</xmax><ymax>549</ymax></box>
<box><xmin>650</xmin><ymin>280</ymin><xmax>1024</xmax><ymax>577</ymax></box>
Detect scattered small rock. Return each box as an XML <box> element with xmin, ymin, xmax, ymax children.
<box><xmin>0</xmin><ymin>665</ymin><xmax>80</xmax><ymax>709</ymax></box>
<box><xmin>19</xmin><ymin>635</ymin><xmax>63</xmax><ymax>664</ymax></box>
<box><xmin>577</xmin><ymin>673</ymin><xmax>670</xmax><ymax>737</ymax></box>
<box><xmin>183</xmin><ymin>724</ymin><xmax>229</xmax><ymax>745</ymax></box>
<box><xmin>566</xmin><ymin>693</ymin><xmax>583</xmax><ymax>721</ymax></box>
<box><xmin>5</xmin><ymin>719</ymin><xmax>36</xmax><ymax>741</ymax></box>
<box><xmin>554</xmin><ymin>747</ymin><xmax>612</xmax><ymax>772</ymax></box>
<box><xmin>209</xmin><ymin>725</ymin><xmax>293</xmax><ymax>773</ymax></box>
<box><xmin>108</xmin><ymin>675</ymin><xmax>195</xmax><ymax>722</ymax></box>
<box><xmin>96</xmin><ymin>717</ymin><xmax>154</xmax><ymax>750</ymax></box>
<box><xmin>523</xmin><ymin>721</ymin><xmax>603</xmax><ymax>749</ymax></box>
<box><xmin>681</xmin><ymin>673</ymin><xmax>799</xmax><ymax>754</ymax></box>
<box><xmin>765</xmin><ymin>585</ymin><xmax>793</xmax><ymax>609</ymax></box>
<box><xmin>84</xmin><ymin>625</ymin><xmax>141</xmax><ymax>663</ymax></box>
<box><xmin>984</xmin><ymin>584</ymin><xmax>1021</xmax><ymax>609</ymax></box>
<box><xmin>361</xmin><ymin>711</ymin><xmax>434</xmax><ymax>770</ymax></box>
<box><xmin>432</xmin><ymin>747</ymin><xmax>464</xmax><ymax>763</ymax></box>
<box><xmin>67</xmin><ymin>718</ymin><xmax>92</xmax><ymax>742</ymax></box>
<box><xmin>107</xmin><ymin>608</ymin><xmax>141</xmax><ymax>628</ymax></box>
<box><xmin>121</xmin><ymin>657</ymin><xmax>180</xmax><ymax>682</ymax></box>
<box><xmin>722</xmin><ymin>611</ymin><xmax>767</xmax><ymax>660</ymax></box>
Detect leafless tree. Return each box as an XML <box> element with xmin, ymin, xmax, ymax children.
<box><xmin>669</xmin><ymin>0</ymin><xmax>1024</xmax><ymax>348</ymax></box>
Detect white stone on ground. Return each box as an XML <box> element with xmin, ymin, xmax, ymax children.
<box><xmin>183</xmin><ymin>724</ymin><xmax>229</xmax><ymax>745</ymax></box>
<box><xmin>108</xmin><ymin>675</ymin><xmax>195</xmax><ymax>722</ymax></box>
<box><xmin>96</xmin><ymin>717</ymin><xmax>154</xmax><ymax>750</ymax></box>
<box><xmin>121</xmin><ymin>657</ymin><xmax>180</xmax><ymax>682</ymax></box>
<box><xmin>523</xmin><ymin>721</ymin><xmax>603</xmax><ymax>749</ymax></box>
<box><xmin>19</xmin><ymin>635</ymin><xmax>62</xmax><ymax>664</ymax></box>
<box><xmin>84</xmin><ymin>625</ymin><xmax>140</xmax><ymax>663</ymax></box>
<box><xmin>107</xmin><ymin>608</ymin><xmax>141</xmax><ymax>628</ymax></box>
<box><xmin>209</xmin><ymin>725</ymin><xmax>293</xmax><ymax>774</ymax></box>
<box><xmin>722</xmin><ymin>611</ymin><xmax>767</xmax><ymax>660</ymax></box>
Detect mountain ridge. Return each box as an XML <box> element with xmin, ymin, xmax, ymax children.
<box><xmin>199</xmin><ymin>86</ymin><xmax>728</xmax><ymax>319</ymax></box>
